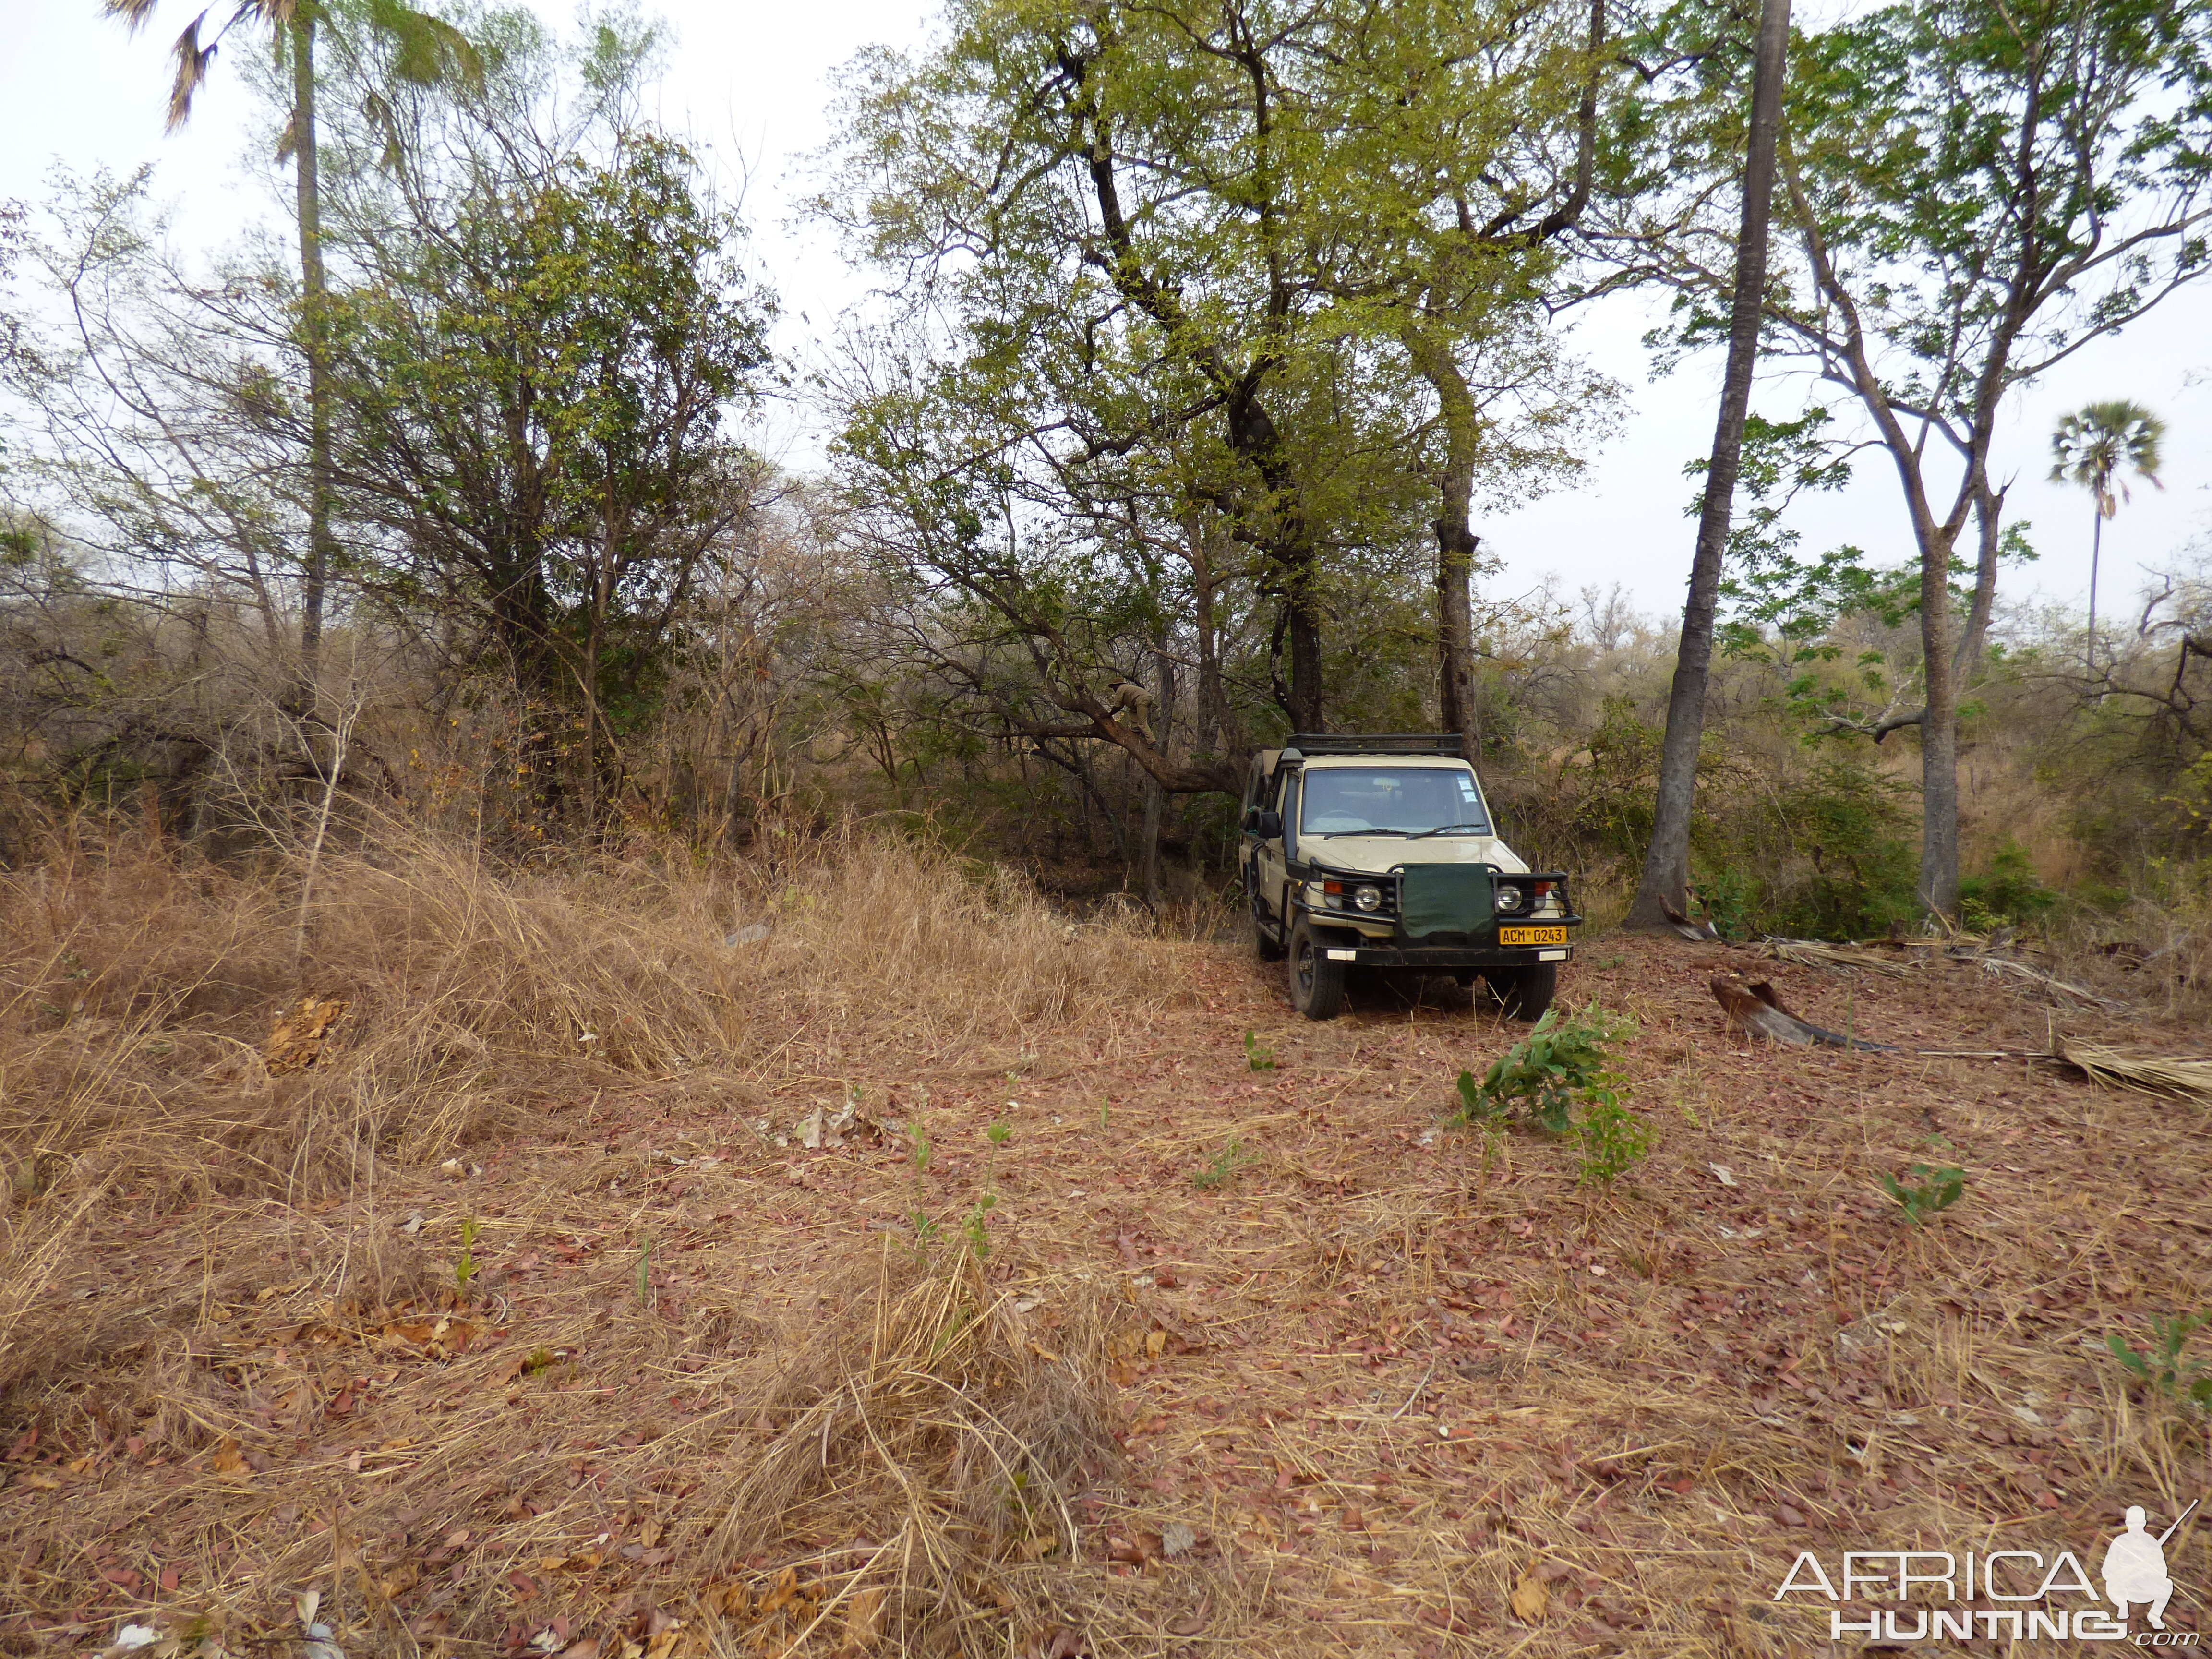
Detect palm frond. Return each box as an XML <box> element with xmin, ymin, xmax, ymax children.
<box><xmin>167</xmin><ymin>14</ymin><xmax>217</xmax><ymax>131</ymax></box>
<box><xmin>103</xmin><ymin>0</ymin><xmax>163</xmax><ymax>31</ymax></box>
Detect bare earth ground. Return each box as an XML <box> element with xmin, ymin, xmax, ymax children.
<box><xmin>7</xmin><ymin>926</ymin><xmax>2212</xmax><ymax>1657</ymax></box>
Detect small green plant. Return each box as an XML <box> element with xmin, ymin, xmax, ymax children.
<box><xmin>1193</xmin><ymin>1138</ymin><xmax>1255</xmax><ymax>1190</ymax></box>
<box><xmin>1244</xmin><ymin>1030</ymin><xmax>1277</xmax><ymax>1071</ymax></box>
<box><xmin>962</xmin><ymin>1119</ymin><xmax>1014</xmax><ymax>1259</ymax></box>
<box><xmin>1879</xmin><ymin>1162</ymin><xmax>1967</xmax><ymax>1225</ymax></box>
<box><xmin>2109</xmin><ymin>1312</ymin><xmax>2212</xmax><ymax>1411</ymax></box>
<box><xmin>1573</xmin><ymin>1095</ymin><xmax>1653</xmax><ymax>1185</ymax></box>
<box><xmin>1098</xmin><ymin>1099</ymin><xmax>1111</xmax><ymax>1129</ymax></box>
<box><xmin>525</xmin><ymin>1346</ymin><xmax>557</xmax><ymax>1377</ymax></box>
<box><xmin>453</xmin><ymin>1216</ymin><xmax>481</xmax><ymax>1292</ymax></box>
<box><xmin>1691</xmin><ymin>866</ymin><xmax>1755</xmax><ymax>941</ymax></box>
<box><xmin>636</xmin><ymin>1230</ymin><xmax>653</xmax><ymax>1303</ymax></box>
<box><xmin>1455</xmin><ymin>1004</ymin><xmax>1636</xmax><ymax>1134</ymax></box>
<box><xmin>962</xmin><ymin>1193</ymin><xmax>998</xmax><ymax>1257</ymax></box>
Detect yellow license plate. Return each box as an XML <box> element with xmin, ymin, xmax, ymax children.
<box><xmin>1498</xmin><ymin>926</ymin><xmax>1568</xmax><ymax>946</ymax></box>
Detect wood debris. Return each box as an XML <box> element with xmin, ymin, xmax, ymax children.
<box><xmin>1710</xmin><ymin>975</ymin><xmax>1895</xmax><ymax>1049</ymax></box>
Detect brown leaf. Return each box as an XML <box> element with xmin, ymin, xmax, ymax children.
<box><xmin>1339</xmin><ymin>1505</ymin><xmax>1365</xmax><ymax>1532</ymax></box>
<box><xmin>1166</xmin><ymin>1595</ymin><xmax>1211</xmax><ymax>1637</ymax></box>
<box><xmin>212</xmin><ymin>1439</ymin><xmax>253</xmax><ymax>1482</ymax></box>
<box><xmin>760</xmin><ymin>1566</ymin><xmax>800</xmax><ymax>1614</ymax></box>
<box><xmin>380</xmin><ymin>1562</ymin><xmax>421</xmax><ymax>1599</ymax></box>
<box><xmin>704</xmin><ymin>1582</ymin><xmax>749</xmax><ymax>1617</ymax></box>
<box><xmin>843</xmin><ymin>1587</ymin><xmax>885</xmax><ymax>1650</ymax></box>
<box><xmin>1510</xmin><ymin>1570</ymin><xmax>1550</xmax><ymax>1623</ymax></box>
<box><xmin>556</xmin><ymin>1642</ymin><xmax>603</xmax><ymax>1659</ymax></box>
<box><xmin>1011</xmin><ymin>1532</ymin><xmax>1058</xmax><ymax>1562</ymax></box>
<box><xmin>1106</xmin><ymin>1531</ymin><xmax>1161</xmax><ymax>1566</ymax></box>
<box><xmin>1144</xmin><ymin>1329</ymin><xmax>1166</xmax><ymax>1358</ymax></box>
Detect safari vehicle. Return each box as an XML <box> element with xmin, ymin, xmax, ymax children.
<box><xmin>1239</xmin><ymin>733</ymin><xmax>1581</xmax><ymax>1021</ymax></box>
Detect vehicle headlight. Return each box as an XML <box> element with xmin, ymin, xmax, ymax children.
<box><xmin>1353</xmin><ymin>884</ymin><xmax>1382</xmax><ymax>912</ymax></box>
<box><xmin>1495</xmin><ymin>884</ymin><xmax>1524</xmax><ymax>913</ymax></box>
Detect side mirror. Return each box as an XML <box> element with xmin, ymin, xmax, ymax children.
<box><xmin>1249</xmin><ymin>809</ymin><xmax>1283</xmax><ymax>839</ymax></box>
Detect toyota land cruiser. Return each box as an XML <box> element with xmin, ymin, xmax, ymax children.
<box><xmin>1239</xmin><ymin>733</ymin><xmax>1582</xmax><ymax>1021</ymax></box>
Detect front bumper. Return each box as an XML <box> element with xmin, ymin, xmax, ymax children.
<box><xmin>1310</xmin><ymin>939</ymin><xmax>1574</xmax><ymax>968</ymax></box>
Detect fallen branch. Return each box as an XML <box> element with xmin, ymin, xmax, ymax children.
<box><xmin>1709</xmin><ymin>976</ymin><xmax>1897</xmax><ymax>1050</ymax></box>
<box><xmin>1660</xmin><ymin>897</ymin><xmax>1719</xmax><ymax>942</ymax></box>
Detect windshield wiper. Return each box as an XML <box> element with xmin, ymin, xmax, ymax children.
<box><xmin>1404</xmin><ymin>824</ymin><xmax>1489</xmax><ymax>839</ymax></box>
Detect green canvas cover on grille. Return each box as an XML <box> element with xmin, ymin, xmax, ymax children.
<box><xmin>1396</xmin><ymin>863</ymin><xmax>1493</xmax><ymax>939</ymax></box>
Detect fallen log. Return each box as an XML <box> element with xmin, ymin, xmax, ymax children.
<box><xmin>1709</xmin><ymin>975</ymin><xmax>1898</xmax><ymax>1050</ymax></box>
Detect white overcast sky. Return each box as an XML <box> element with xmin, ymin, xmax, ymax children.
<box><xmin>5</xmin><ymin>0</ymin><xmax>2208</xmax><ymax>624</ymax></box>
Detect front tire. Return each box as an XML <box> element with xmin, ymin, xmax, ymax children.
<box><xmin>1287</xmin><ymin>920</ymin><xmax>1348</xmax><ymax>1021</ymax></box>
<box><xmin>1483</xmin><ymin>962</ymin><xmax>1557</xmax><ymax>1022</ymax></box>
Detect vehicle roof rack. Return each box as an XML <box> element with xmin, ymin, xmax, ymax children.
<box><xmin>1283</xmin><ymin>733</ymin><xmax>1465</xmax><ymax>757</ymax></box>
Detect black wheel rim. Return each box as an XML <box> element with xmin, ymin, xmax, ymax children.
<box><xmin>1293</xmin><ymin>938</ymin><xmax>1312</xmax><ymax>1000</ymax></box>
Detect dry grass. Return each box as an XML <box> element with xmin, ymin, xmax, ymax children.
<box><xmin>8</xmin><ymin>824</ymin><xmax>2212</xmax><ymax>1657</ymax></box>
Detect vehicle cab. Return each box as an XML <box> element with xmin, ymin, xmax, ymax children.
<box><xmin>1239</xmin><ymin>733</ymin><xmax>1581</xmax><ymax>1021</ymax></box>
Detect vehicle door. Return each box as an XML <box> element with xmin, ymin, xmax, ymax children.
<box><xmin>1256</xmin><ymin>768</ymin><xmax>1296</xmax><ymax>923</ymax></box>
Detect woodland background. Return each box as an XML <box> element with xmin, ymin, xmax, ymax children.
<box><xmin>1</xmin><ymin>0</ymin><xmax>2209</xmax><ymax>947</ymax></box>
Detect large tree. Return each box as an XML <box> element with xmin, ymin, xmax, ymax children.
<box><xmin>324</xmin><ymin>104</ymin><xmax>771</xmax><ymax>820</ymax></box>
<box><xmin>1625</xmin><ymin>0</ymin><xmax>1792</xmax><ymax>928</ymax></box>
<box><xmin>825</xmin><ymin>0</ymin><xmax>1609</xmax><ymax>782</ymax></box>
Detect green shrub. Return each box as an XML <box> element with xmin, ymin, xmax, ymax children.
<box><xmin>1767</xmin><ymin>757</ymin><xmax>1920</xmax><ymax>939</ymax></box>
<box><xmin>1878</xmin><ymin>1162</ymin><xmax>1966</xmax><ymax>1225</ymax></box>
<box><xmin>1573</xmin><ymin>1095</ymin><xmax>1653</xmax><ymax>1184</ymax></box>
<box><xmin>2109</xmin><ymin>1312</ymin><xmax>2212</xmax><ymax>1411</ymax></box>
<box><xmin>1455</xmin><ymin>1003</ymin><xmax>1637</xmax><ymax>1135</ymax></box>
<box><xmin>1959</xmin><ymin>840</ymin><xmax>2058</xmax><ymax>931</ymax></box>
<box><xmin>1691</xmin><ymin>866</ymin><xmax>1755</xmax><ymax>941</ymax></box>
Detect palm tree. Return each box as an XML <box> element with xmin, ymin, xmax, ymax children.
<box><xmin>103</xmin><ymin>1</ymin><xmax>475</xmax><ymax>678</ymax></box>
<box><xmin>2050</xmin><ymin>400</ymin><xmax>2165</xmax><ymax>680</ymax></box>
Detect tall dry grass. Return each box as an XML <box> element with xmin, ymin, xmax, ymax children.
<box><xmin>0</xmin><ymin>814</ymin><xmax>1174</xmax><ymax>1399</ymax></box>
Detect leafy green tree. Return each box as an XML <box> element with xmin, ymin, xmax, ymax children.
<box><xmin>1293</xmin><ymin>0</ymin><xmax>1616</xmax><ymax>756</ymax></box>
<box><xmin>2051</xmin><ymin>400</ymin><xmax>2165</xmax><ymax>679</ymax></box>
<box><xmin>326</xmin><ymin>122</ymin><xmax>770</xmax><ymax>820</ymax></box>
<box><xmin>825</xmin><ymin>0</ymin><xmax>1610</xmax><ymax>786</ymax></box>
<box><xmin>1626</xmin><ymin>0</ymin><xmax>2212</xmax><ymax>916</ymax></box>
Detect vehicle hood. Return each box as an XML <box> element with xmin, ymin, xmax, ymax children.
<box><xmin>1298</xmin><ymin>835</ymin><xmax>1527</xmax><ymax>877</ymax></box>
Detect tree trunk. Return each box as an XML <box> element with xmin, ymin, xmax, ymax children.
<box><xmin>1397</xmin><ymin>321</ymin><xmax>1484</xmax><ymax>759</ymax></box>
<box><xmin>1186</xmin><ymin>506</ymin><xmax>1233</xmax><ymax>762</ymax></box>
<box><xmin>1956</xmin><ymin>481</ymin><xmax>2005</xmax><ymax>677</ymax></box>
<box><xmin>1918</xmin><ymin>527</ymin><xmax>1961</xmax><ymax>917</ymax></box>
<box><xmin>2087</xmin><ymin>504</ymin><xmax>2104</xmax><ymax>681</ymax></box>
<box><xmin>1285</xmin><ymin>548</ymin><xmax>1324</xmax><ymax>732</ymax></box>
<box><xmin>1436</xmin><ymin>521</ymin><xmax>1480</xmax><ymax>757</ymax></box>
<box><xmin>291</xmin><ymin>9</ymin><xmax>332</xmax><ymax>682</ymax></box>
<box><xmin>1625</xmin><ymin>0</ymin><xmax>1792</xmax><ymax>930</ymax></box>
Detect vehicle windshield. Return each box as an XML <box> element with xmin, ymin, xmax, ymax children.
<box><xmin>1299</xmin><ymin>767</ymin><xmax>1491</xmax><ymax>836</ymax></box>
